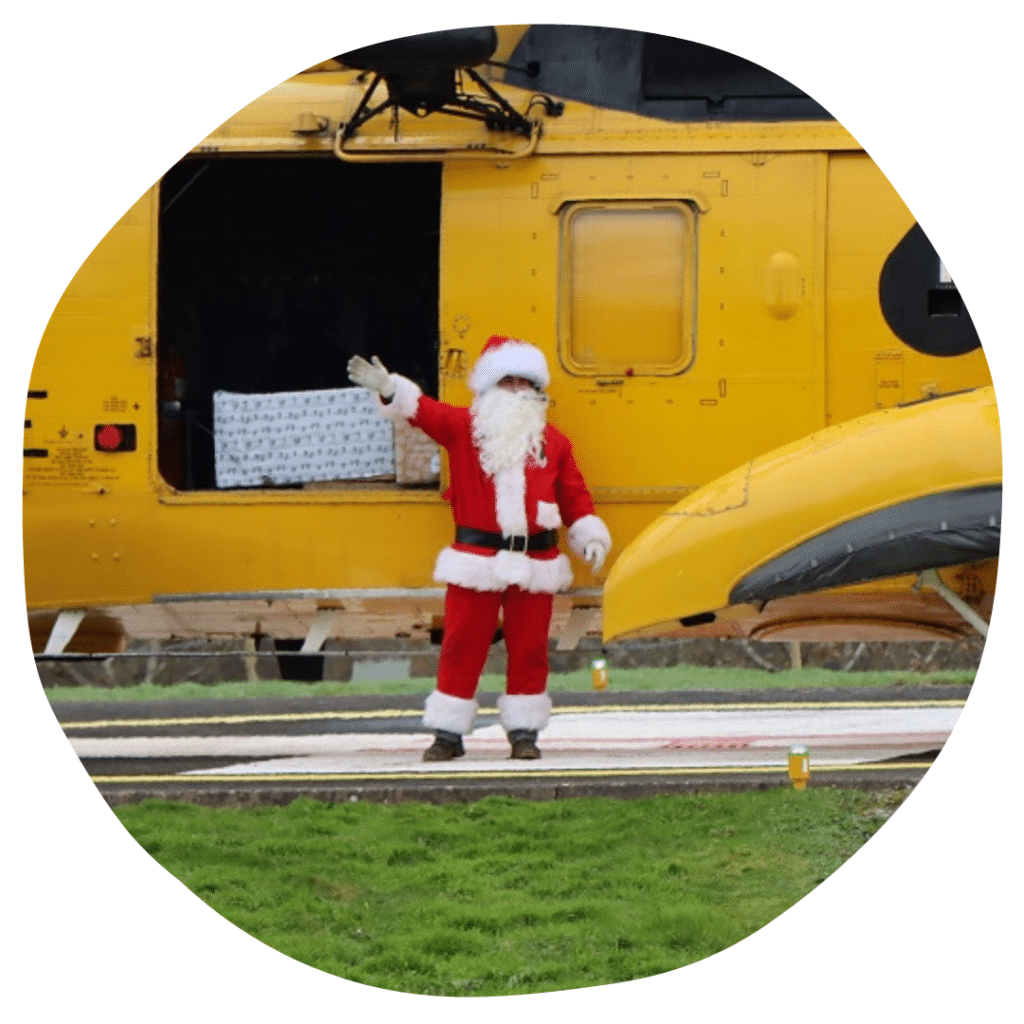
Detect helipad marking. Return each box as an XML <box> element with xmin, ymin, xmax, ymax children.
<box><xmin>63</xmin><ymin>708</ymin><xmax>423</xmax><ymax>730</ymax></box>
<box><xmin>61</xmin><ymin>698</ymin><xmax>966</xmax><ymax>731</ymax></box>
<box><xmin>91</xmin><ymin>762</ymin><xmax>935</xmax><ymax>785</ymax></box>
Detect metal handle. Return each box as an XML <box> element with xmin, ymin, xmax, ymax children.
<box><xmin>333</xmin><ymin>121</ymin><xmax>541</xmax><ymax>163</ymax></box>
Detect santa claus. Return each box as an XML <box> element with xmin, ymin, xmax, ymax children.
<box><xmin>347</xmin><ymin>336</ymin><xmax>611</xmax><ymax>761</ymax></box>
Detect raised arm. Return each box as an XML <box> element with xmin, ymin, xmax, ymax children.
<box><xmin>347</xmin><ymin>354</ymin><xmax>459</xmax><ymax>449</ymax></box>
<box><xmin>347</xmin><ymin>354</ymin><xmax>396</xmax><ymax>399</ymax></box>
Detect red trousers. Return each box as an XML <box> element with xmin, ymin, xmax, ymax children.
<box><xmin>437</xmin><ymin>584</ymin><xmax>553</xmax><ymax>700</ymax></box>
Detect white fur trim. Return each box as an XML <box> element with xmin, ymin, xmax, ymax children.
<box><xmin>493</xmin><ymin>465</ymin><xmax>528</xmax><ymax>535</ymax></box>
<box><xmin>378</xmin><ymin>374</ymin><xmax>421</xmax><ymax>421</ymax></box>
<box><xmin>527</xmin><ymin>554</ymin><xmax>574</xmax><ymax>593</ymax></box>
<box><xmin>535</xmin><ymin>500</ymin><xmax>562</xmax><ymax>530</ymax></box>
<box><xmin>493</xmin><ymin>549</ymin><xmax>534</xmax><ymax>588</ymax></box>
<box><xmin>567</xmin><ymin>514</ymin><xmax>613</xmax><ymax>560</ymax></box>
<box><xmin>434</xmin><ymin>547</ymin><xmax>573</xmax><ymax>594</ymax></box>
<box><xmin>469</xmin><ymin>341</ymin><xmax>550</xmax><ymax>394</ymax></box>
<box><xmin>423</xmin><ymin>690</ymin><xmax>478</xmax><ymax>734</ymax></box>
<box><xmin>497</xmin><ymin>692</ymin><xmax>552</xmax><ymax>733</ymax></box>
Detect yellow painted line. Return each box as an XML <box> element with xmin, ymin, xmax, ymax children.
<box><xmin>554</xmin><ymin>700</ymin><xmax>964</xmax><ymax>714</ymax></box>
<box><xmin>61</xmin><ymin>708</ymin><xmax>423</xmax><ymax>730</ymax></box>
<box><xmin>61</xmin><ymin>699</ymin><xmax>965</xmax><ymax>731</ymax></box>
<box><xmin>91</xmin><ymin>762</ymin><xmax>935</xmax><ymax>785</ymax></box>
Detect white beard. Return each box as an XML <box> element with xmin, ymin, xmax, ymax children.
<box><xmin>471</xmin><ymin>386</ymin><xmax>549</xmax><ymax>541</ymax></box>
<box><xmin>471</xmin><ymin>386</ymin><xmax>548</xmax><ymax>477</ymax></box>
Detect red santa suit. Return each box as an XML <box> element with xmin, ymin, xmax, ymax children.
<box><xmin>378</xmin><ymin>336</ymin><xmax>612</xmax><ymax>740</ymax></box>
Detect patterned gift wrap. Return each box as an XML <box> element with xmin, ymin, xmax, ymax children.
<box><xmin>213</xmin><ymin>387</ymin><xmax>395</xmax><ymax>488</ymax></box>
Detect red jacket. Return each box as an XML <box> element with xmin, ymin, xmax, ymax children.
<box><xmin>384</xmin><ymin>377</ymin><xmax>611</xmax><ymax>594</ymax></box>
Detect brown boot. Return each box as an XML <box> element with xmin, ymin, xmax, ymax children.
<box><xmin>508</xmin><ymin>730</ymin><xmax>541</xmax><ymax>760</ymax></box>
<box><xmin>422</xmin><ymin>732</ymin><xmax>465</xmax><ymax>762</ymax></box>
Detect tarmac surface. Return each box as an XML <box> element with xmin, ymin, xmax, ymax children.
<box><xmin>54</xmin><ymin>684</ymin><xmax>969</xmax><ymax>806</ymax></box>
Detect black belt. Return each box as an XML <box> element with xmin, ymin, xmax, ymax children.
<box><xmin>455</xmin><ymin>527</ymin><xmax>559</xmax><ymax>553</ymax></box>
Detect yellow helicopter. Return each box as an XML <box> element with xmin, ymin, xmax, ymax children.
<box><xmin>22</xmin><ymin>25</ymin><xmax>997</xmax><ymax>663</ymax></box>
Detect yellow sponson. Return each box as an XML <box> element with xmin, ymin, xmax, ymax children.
<box><xmin>602</xmin><ymin>388</ymin><xmax>1001</xmax><ymax>641</ymax></box>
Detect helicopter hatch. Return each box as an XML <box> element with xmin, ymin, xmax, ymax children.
<box><xmin>156</xmin><ymin>155</ymin><xmax>442</xmax><ymax>492</ymax></box>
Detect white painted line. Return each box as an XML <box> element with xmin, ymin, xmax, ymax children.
<box><xmin>70</xmin><ymin>705</ymin><xmax>960</xmax><ymax>773</ymax></box>
<box><xmin>58</xmin><ymin>699</ymin><xmax>965</xmax><ymax>731</ymax></box>
<box><xmin>179</xmin><ymin>743</ymin><xmax>944</xmax><ymax>776</ymax></box>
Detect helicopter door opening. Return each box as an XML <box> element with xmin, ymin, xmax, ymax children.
<box><xmin>156</xmin><ymin>155</ymin><xmax>441</xmax><ymax>491</ymax></box>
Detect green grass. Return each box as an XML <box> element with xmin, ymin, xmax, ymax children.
<box><xmin>115</xmin><ymin>787</ymin><xmax>909</xmax><ymax>995</ymax></box>
<box><xmin>44</xmin><ymin>664</ymin><xmax>974</xmax><ymax>702</ymax></box>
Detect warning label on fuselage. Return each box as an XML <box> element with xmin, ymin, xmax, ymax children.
<box><xmin>23</xmin><ymin>444</ymin><xmax>120</xmax><ymax>487</ymax></box>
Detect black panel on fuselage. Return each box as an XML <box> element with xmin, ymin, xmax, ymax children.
<box><xmin>879</xmin><ymin>223</ymin><xmax>983</xmax><ymax>357</ymax></box>
<box><xmin>505</xmin><ymin>26</ymin><xmax>832</xmax><ymax>121</ymax></box>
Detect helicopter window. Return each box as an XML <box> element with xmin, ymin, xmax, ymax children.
<box><xmin>156</xmin><ymin>155</ymin><xmax>441</xmax><ymax>491</ymax></box>
<box><xmin>559</xmin><ymin>201</ymin><xmax>696</xmax><ymax>376</ymax></box>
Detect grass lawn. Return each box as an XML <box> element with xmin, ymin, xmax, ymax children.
<box><xmin>44</xmin><ymin>663</ymin><xmax>975</xmax><ymax>703</ymax></box>
<box><xmin>115</xmin><ymin>786</ymin><xmax>909</xmax><ymax>996</ymax></box>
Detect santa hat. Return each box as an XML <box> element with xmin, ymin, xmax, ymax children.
<box><xmin>468</xmin><ymin>335</ymin><xmax>550</xmax><ymax>395</ymax></box>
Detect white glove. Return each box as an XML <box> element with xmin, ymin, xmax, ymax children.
<box><xmin>347</xmin><ymin>355</ymin><xmax>395</xmax><ymax>398</ymax></box>
<box><xmin>583</xmin><ymin>540</ymin><xmax>607</xmax><ymax>574</ymax></box>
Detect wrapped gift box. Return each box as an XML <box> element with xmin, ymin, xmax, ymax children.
<box><xmin>213</xmin><ymin>386</ymin><xmax>441</xmax><ymax>489</ymax></box>
<box><xmin>213</xmin><ymin>387</ymin><xmax>395</xmax><ymax>488</ymax></box>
